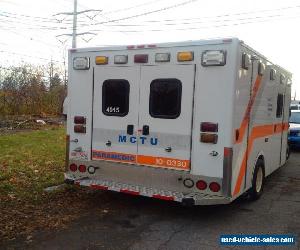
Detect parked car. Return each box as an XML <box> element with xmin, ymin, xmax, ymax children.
<box><xmin>290</xmin><ymin>104</ymin><xmax>300</xmax><ymax>110</ymax></box>
<box><xmin>288</xmin><ymin>110</ymin><xmax>300</xmax><ymax>148</ymax></box>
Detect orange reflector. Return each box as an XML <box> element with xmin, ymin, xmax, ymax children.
<box><xmin>95</xmin><ymin>56</ymin><xmax>108</xmax><ymax>65</ymax></box>
<box><xmin>177</xmin><ymin>51</ymin><xmax>193</xmax><ymax>62</ymax></box>
<box><xmin>200</xmin><ymin>133</ymin><xmax>218</xmax><ymax>144</ymax></box>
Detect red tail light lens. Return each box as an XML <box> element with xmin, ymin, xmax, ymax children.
<box><xmin>74</xmin><ymin>116</ymin><xmax>86</xmax><ymax>124</ymax></box>
<box><xmin>196</xmin><ymin>180</ymin><xmax>207</xmax><ymax>190</ymax></box>
<box><xmin>201</xmin><ymin>122</ymin><xmax>218</xmax><ymax>132</ymax></box>
<box><xmin>78</xmin><ymin>165</ymin><xmax>86</xmax><ymax>173</ymax></box>
<box><xmin>70</xmin><ymin>164</ymin><xmax>77</xmax><ymax>172</ymax></box>
<box><xmin>209</xmin><ymin>182</ymin><xmax>221</xmax><ymax>192</ymax></box>
<box><xmin>134</xmin><ymin>54</ymin><xmax>148</xmax><ymax>63</ymax></box>
<box><xmin>74</xmin><ymin>125</ymin><xmax>86</xmax><ymax>133</ymax></box>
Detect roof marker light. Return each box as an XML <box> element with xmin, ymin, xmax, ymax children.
<box><xmin>114</xmin><ymin>55</ymin><xmax>128</xmax><ymax>64</ymax></box>
<box><xmin>148</xmin><ymin>44</ymin><xmax>157</xmax><ymax>48</ymax></box>
<box><xmin>134</xmin><ymin>54</ymin><xmax>148</xmax><ymax>63</ymax></box>
<box><xmin>242</xmin><ymin>53</ymin><xmax>251</xmax><ymax>70</ymax></box>
<box><xmin>280</xmin><ymin>74</ymin><xmax>286</xmax><ymax>84</ymax></box>
<box><xmin>127</xmin><ymin>45</ymin><xmax>135</xmax><ymax>49</ymax></box>
<box><xmin>258</xmin><ymin>61</ymin><xmax>265</xmax><ymax>76</ymax></box>
<box><xmin>137</xmin><ymin>45</ymin><xmax>145</xmax><ymax>49</ymax></box>
<box><xmin>73</xmin><ymin>57</ymin><xmax>90</xmax><ymax>70</ymax></box>
<box><xmin>95</xmin><ymin>56</ymin><xmax>108</xmax><ymax>65</ymax></box>
<box><xmin>177</xmin><ymin>51</ymin><xmax>193</xmax><ymax>62</ymax></box>
<box><xmin>155</xmin><ymin>53</ymin><xmax>170</xmax><ymax>62</ymax></box>
<box><xmin>202</xmin><ymin>50</ymin><xmax>226</xmax><ymax>66</ymax></box>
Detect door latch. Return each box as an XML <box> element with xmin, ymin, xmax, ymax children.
<box><xmin>106</xmin><ymin>140</ymin><xmax>112</xmax><ymax>147</ymax></box>
<box><xmin>165</xmin><ymin>146</ymin><xmax>172</xmax><ymax>152</ymax></box>
<box><xmin>142</xmin><ymin>125</ymin><xmax>149</xmax><ymax>135</ymax></box>
<box><xmin>127</xmin><ymin>124</ymin><xmax>134</xmax><ymax>135</ymax></box>
<box><xmin>209</xmin><ymin>151</ymin><xmax>218</xmax><ymax>156</ymax></box>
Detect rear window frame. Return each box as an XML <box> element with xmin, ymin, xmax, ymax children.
<box><xmin>102</xmin><ymin>79</ymin><xmax>130</xmax><ymax>117</ymax></box>
<box><xmin>149</xmin><ymin>78</ymin><xmax>182</xmax><ymax>119</ymax></box>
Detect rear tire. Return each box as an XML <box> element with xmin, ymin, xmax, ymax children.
<box><xmin>248</xmin><ymin>159</ymin><xmax>265</xmax><ymax>201</ymax></box>
<box><xmin>286</xmin><ymin>144</ymin><xmax>290</xmax><ymax>160</ymax></box>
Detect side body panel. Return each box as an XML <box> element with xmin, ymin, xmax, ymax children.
<box><xmin>190</xmin><ymin>41</ymin><xmax>238</xmax><ymax>178</ymax></box>
<box><xmin>232</xmin><ymin>45</ymin><xmax>292</xmax><ymax>198</ymax></box>
<box><xmin>67</xmin><ymin>51</ymin><xmax>93</xmax><ymax>161</ymax></box>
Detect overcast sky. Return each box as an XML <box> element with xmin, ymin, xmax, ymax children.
<box><xmin>0</xmin><ymin>0</ymin><xmax>299</xmax><ymax>97</ymax></box>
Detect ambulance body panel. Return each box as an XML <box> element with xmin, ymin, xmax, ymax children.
<box><xmin>65</xmin><ymin>38</ymin><xmax>292</xmax><ymax>205</ymax></box>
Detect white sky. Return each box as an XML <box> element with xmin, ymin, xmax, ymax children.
<box><xmin>0</xmin><ymin>0</ymin><xmax>300</xmax><ymax>97</ymax></box>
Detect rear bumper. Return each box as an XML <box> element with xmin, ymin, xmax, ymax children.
<box><xmin>65</xmin><ymin>159</ymin><xmax>231</xmax><ymax>205</ymax></box>
<box><xmin>65</xmin><ymin>175</ymin><xmax>231</xmax><ymax>205</ymax></box>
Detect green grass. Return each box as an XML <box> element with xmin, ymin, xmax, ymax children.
<box><xmin>0</xmin><ymin>127</ymin><xmax>66</xmax><ymax>202</ymax></box>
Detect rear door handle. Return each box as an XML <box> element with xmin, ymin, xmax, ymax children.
<box><xmin>127</xmin><ymin>125</ymin><xmax>134</xmax><ymax>135</ymax></box>
<box><xmin>142</xmin><ymin>125</ymin><xmax>149</xmax><ymax>135</ymax></box>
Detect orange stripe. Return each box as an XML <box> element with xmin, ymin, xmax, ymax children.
<box><xmin>233</xmin><ymin>122</ymin><xmax>288</xmax><ymax>196</ymax></box>
<box><xmin>137</xmin><ymin>155</ymin><xmax>190</xmax><ymax>170</ymax></box>
<box><xmin>92</xmin><ymin>150</ymin><xmax>136</xmax><ymax>163</ymax></box>
<box><xmin>235</xmin><ymin>75</ymin><xmax>263</xmax><ymax>144</ymax></box>
<box><xmin>92</xmin><ymin>150</ymin><xmax>190</xmax><ymax>170</ymax></box>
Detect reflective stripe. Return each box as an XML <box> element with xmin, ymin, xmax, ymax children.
<box><xmin>235</xmin><ymin>75</ymin><xmax>263</xmax><ymax>144</ymax></box>
<box><xmin>137</xmin><ymin>155</ymin><xmax>190</xmax><ymax>170</ymax></box>
<box><xmin>92</xmin><ymin>150</ymin><xmax>136</xmax><ymax>163</ymax></box>
<box><xmin>233</xmin><ymin>122</ymin><xmax>289</xmax><ymax>196</ymax></box>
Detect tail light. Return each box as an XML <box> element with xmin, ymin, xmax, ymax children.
<box><xmin>209</xmin><ymin>182</ymin><xmax>221</xmax><ymax>192</ymax></box>
<box><xmin>74</xmin><ymin>125</ymin><xmax>86</xmax><ymax>133</ymax></box>
<box><xmin>196</xmin><ymin>180</ymin><xmax>207</xmax><ymax>190</ymax></box>
<box><xmin>74</xmin><ymin>116</ymin><xmax>86</xmax><ymax>124</ymax></box>
<box><xmin>201</xmin><ymin>122</ymin><xmax>218</xmax><ymax>132</ymax></box>
<box><xmin>134</xmin><ymin>54</ymin><xmax>148</xmax><ymax>63</ymax></box>
<box><xmin>70</xmin><ymin>164</ymin><xmax>77</xmax><ymax>172</ymax></box>
<box><xmin>200</xmin><ymin>133</ymin><xmax>218</xmax><ymax>144</ymax></box>
<box><xmin>78</xmin><ymin>165</ymin><xmax>86</xmax><ymax>173</ymax></box>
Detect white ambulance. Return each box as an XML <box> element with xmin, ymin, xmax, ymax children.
<box><xmin>65</xmin><ymin>38</ymin><xmax>292</xmax><ymax>205</ymax></box>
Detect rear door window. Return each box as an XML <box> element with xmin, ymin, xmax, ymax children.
<box><xmin>102</xmin><ymin>79</ymin><xmax>130</xmax><ymax>116</ymax></box>
<box><xmin>149</xmin><ymin>78</ymin><xmax>182</xmax><ymax>119</ymax></box>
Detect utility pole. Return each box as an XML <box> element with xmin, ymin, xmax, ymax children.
<box><xmin>54</xmin><ymin>0</ymin><xmax>101</xmax><ymax>48</ymax></box>
<box><xmin>72</xmin><ymin>0</ymin><xmax>77</xmax><ymax>48</ymax></box>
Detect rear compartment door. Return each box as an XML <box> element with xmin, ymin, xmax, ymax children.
<box><xmin>92</xmin><ymin>66</ymin><xmax>140</xmax><ymax>164</ymax></box>
<box><xmin>137</xmin><ymin>65</ymin><xmax>195</xmax><ymax>170</ymax></box>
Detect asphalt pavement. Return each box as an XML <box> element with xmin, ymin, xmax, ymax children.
<box><xmin>4</xmin><ymin>152</ymin><xmax>300</xmax><ymax>250</ymax></box>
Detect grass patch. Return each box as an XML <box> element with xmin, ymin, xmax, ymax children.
<box><xmin>0</xmin><ymin>127</ymin><xmax>66</xmax><ymax>202</ymax></box>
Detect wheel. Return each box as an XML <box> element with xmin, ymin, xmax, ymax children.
<box><xmin>248</xmin><ymin>159</ymin><xmax>265</xmax><ymax>201</ymax></box>
<box><xmin>286</xmin><ymin>144</ymin><xmax>290</xmax><ymax>160</ymax></box>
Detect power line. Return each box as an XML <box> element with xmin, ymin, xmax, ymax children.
<box><xmin>101</xmin><ymin>0</ymin><xmax>167</xmax><ymax>15</ymax></box>
<box><xmin>82</xmin><ymin>14</ymin><xmax>300</xmax><ymax>33</ymax></box>
<box><xmin>0</xmin><ymin>51</ymin><xmax>63</xmax><ymax>64</ymax></box>
<box><xmin>75</xmin><ymin>4</ymin><xmax>300</xmax><ymax>27</ymax></box>
<box><xmin>87</xmin><ymin>12</ymin><xmax>300</xmax><ymax>28</ymax></box>
<box><xmin>111</xmin><ymin>4</ymin><xmax>300</xmax><ymax>23</ymax></box>
<box><xmin>77</xmin><ymin>0</ymin><xmax>199</xmax><ymax>28</ymax></box>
